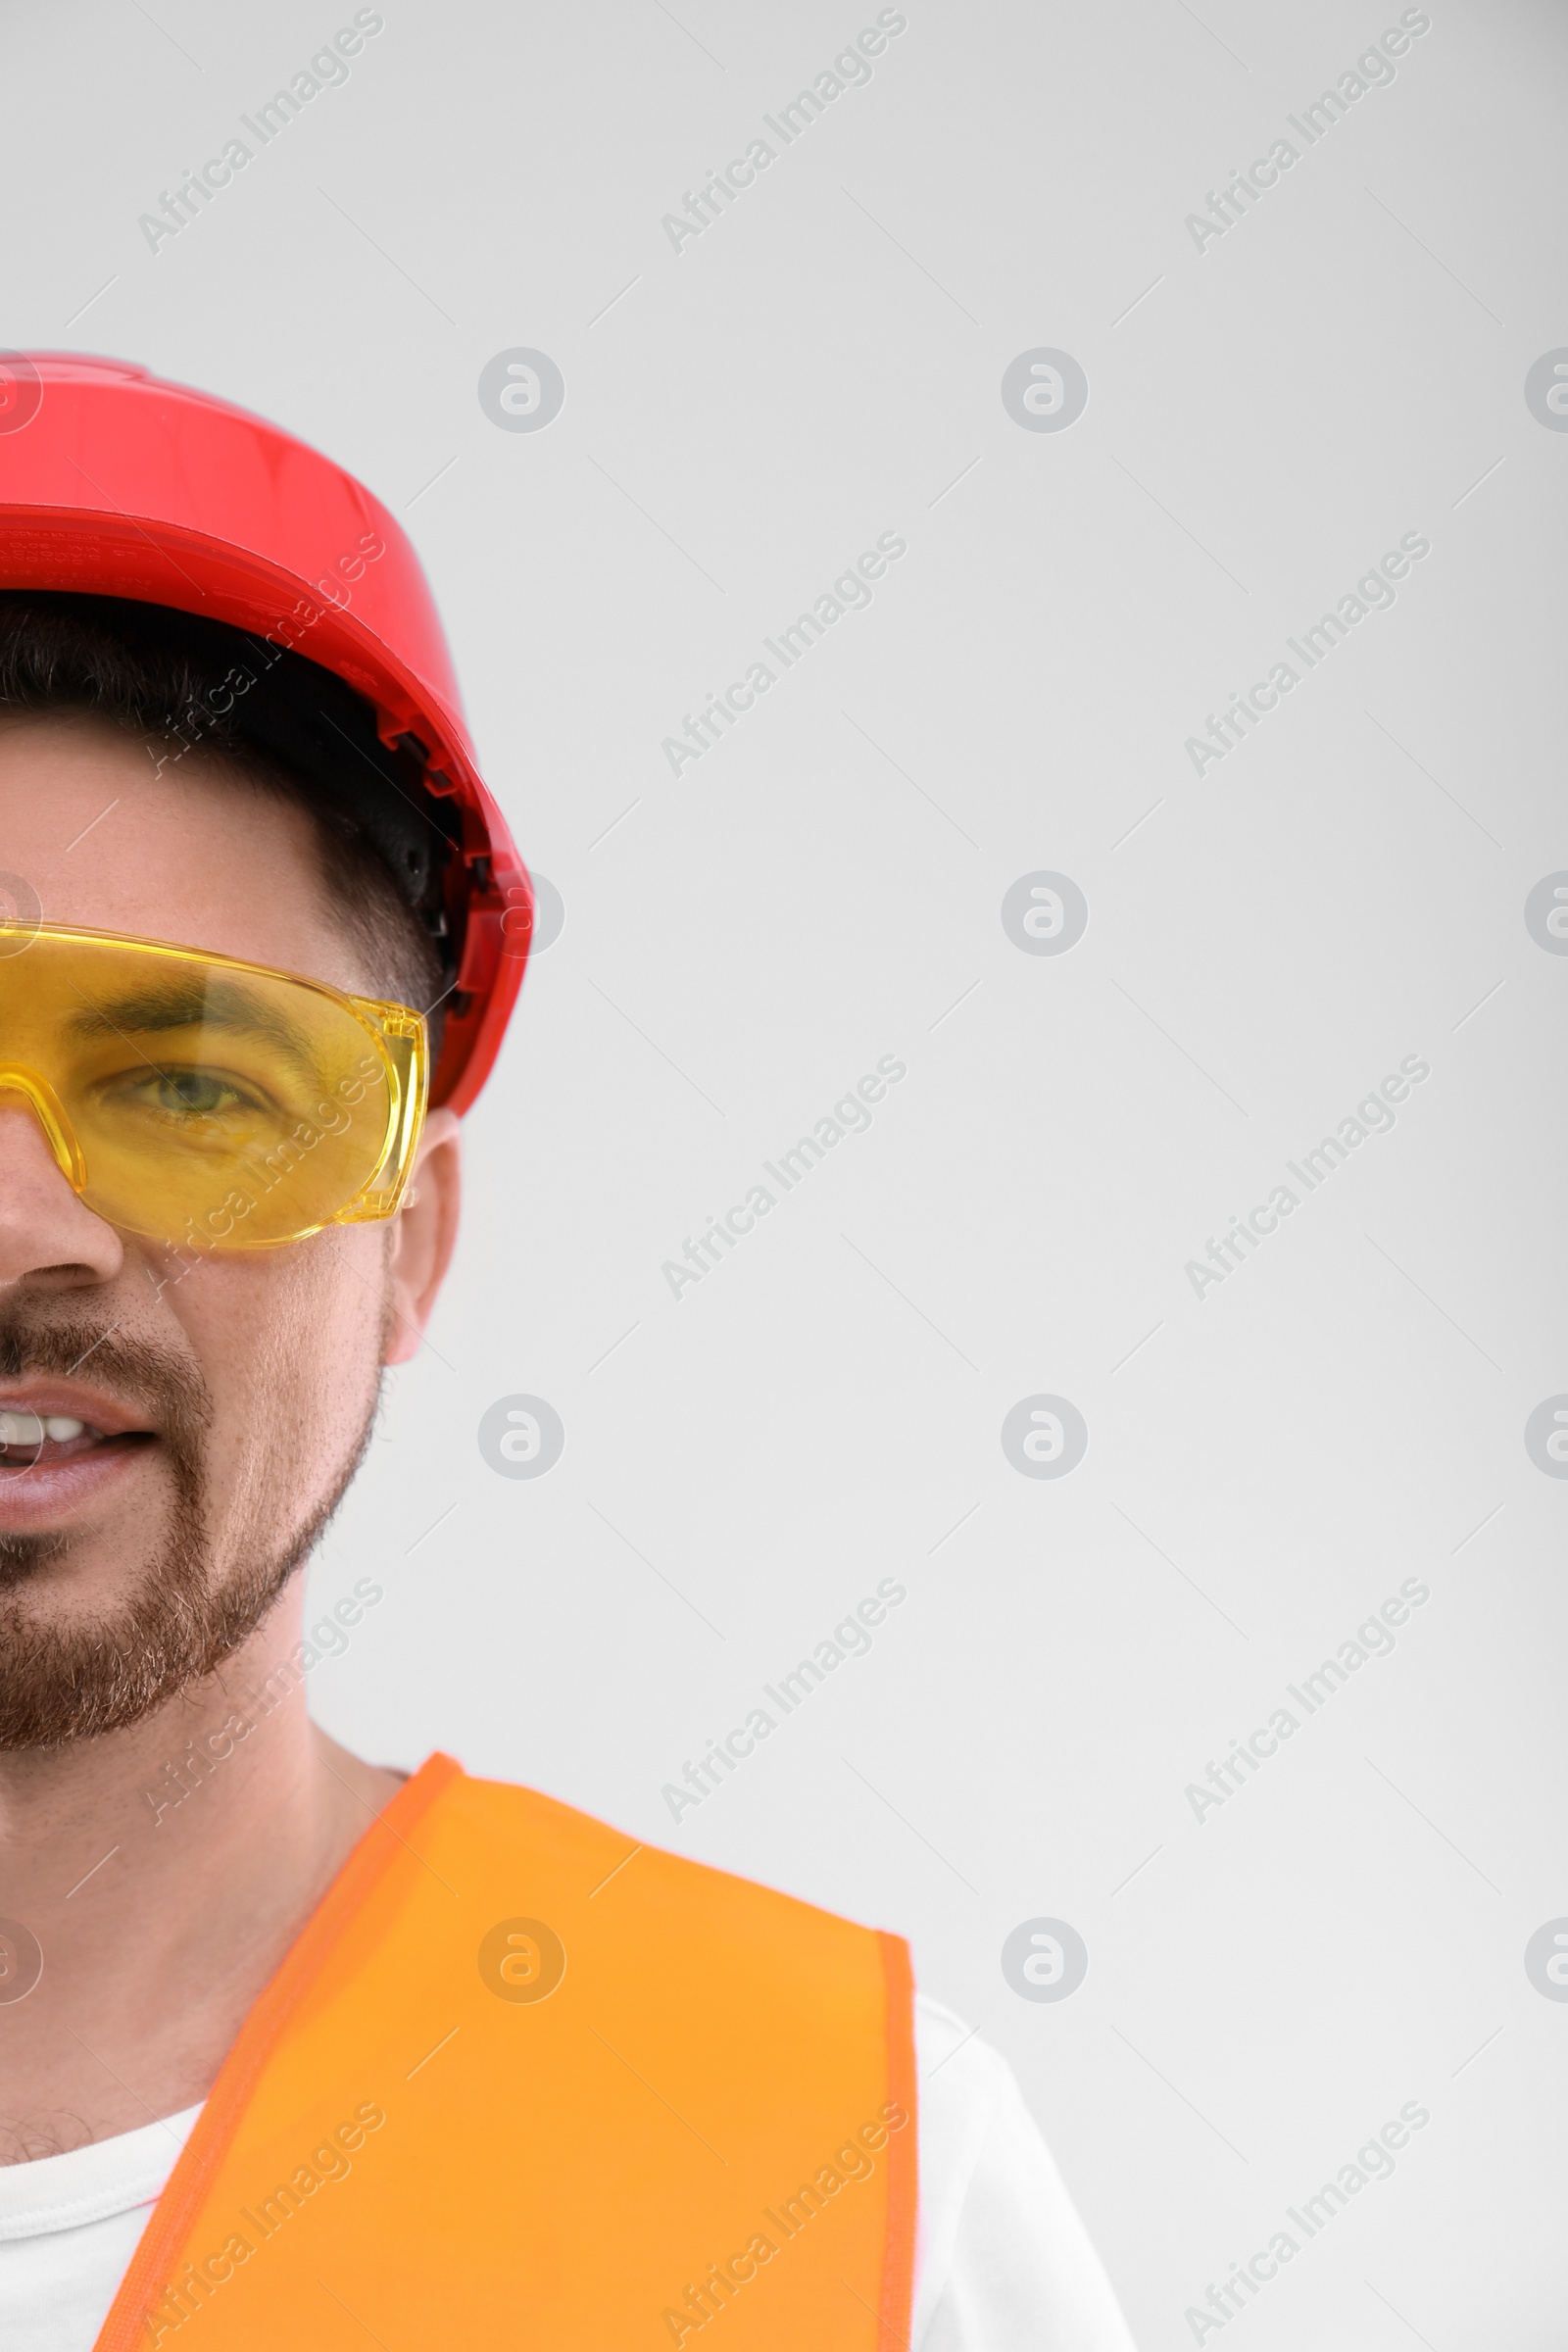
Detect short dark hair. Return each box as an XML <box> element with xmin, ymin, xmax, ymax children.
<box><xmin>0</xmin><ymin>594</ymin><xmax>455</xmax><ymax>1034</ymax></box>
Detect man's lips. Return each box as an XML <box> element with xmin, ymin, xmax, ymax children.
<box><xmin>0</xmin><ymin>1383</ymin><xmax>158</xmax><ymax>1523</ymax></box>
<box><xmin>0</xmin><ymin>1381</ymin><xmax>154</xmax><ymax>1444</ymax></box>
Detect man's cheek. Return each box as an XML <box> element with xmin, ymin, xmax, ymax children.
<box><xmin>177</xmin><ymin>1246</ymin><xmax>384</xmax><ymax>1517</ymax></box>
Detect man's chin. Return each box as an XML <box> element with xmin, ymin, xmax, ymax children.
<box><xmin>0</xmin><ymin>1496</ymin><xmax>313</xmax><ymax>1751</ymax></box>
<box><xmin>0</xmin><ymin>1316</ymin><xmax>384</xmax><ymax>1752</ymax></box>
<box><xmin>0</xmin><ymin>1454</ymin><xmax>375</xmax><ymax>1751</ymax></box>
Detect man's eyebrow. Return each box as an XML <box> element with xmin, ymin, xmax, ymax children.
<box><xmin>65</xmin><ymin>977</ymin><xmax>319</xmax><ymax>1072</ymax></box>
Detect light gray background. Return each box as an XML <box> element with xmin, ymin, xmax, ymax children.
<box><xmin>8</xmin><ymin>0</ymin><xmax>1565</xmax><ymax>2341</ymax></box>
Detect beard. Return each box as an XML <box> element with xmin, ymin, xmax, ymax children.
<box><xmin>0</xmin><ymin>1311</ymin><xmax>379</xmax><ymax>1750</ymax></box>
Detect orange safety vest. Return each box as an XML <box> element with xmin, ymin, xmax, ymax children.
<box><xmin>93</xmin><ymin>1754</ymin><xmax>917</xmax><ymax>2349</ymax></box>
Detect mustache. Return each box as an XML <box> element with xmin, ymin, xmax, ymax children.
<box><xmin>0</xmin><ymin>1313</ymin><xmax>213</xmax><ymax>1443</ymax></box>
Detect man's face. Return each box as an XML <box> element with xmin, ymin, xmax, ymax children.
<box><xmin>0</xmin><ymin>714</ymin><xmax>455</xmax><ymax>1747</ymax></box>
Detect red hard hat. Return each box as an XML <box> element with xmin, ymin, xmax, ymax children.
<box><xmin>0</xmin><ymin>352</ymin><xmax>530</xmax><ymax>1112</ymax></box>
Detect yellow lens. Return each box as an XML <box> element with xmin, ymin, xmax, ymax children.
<box><xmin>0</xmin><ymin>926</ymin><xmax>428</xmax><ymax>1247</ymax></box>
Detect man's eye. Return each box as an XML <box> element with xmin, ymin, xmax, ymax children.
<box><xmin>145</xmin><ymin>1071</ymin><xmax>244</xmax><ymax>1117</ymax></box>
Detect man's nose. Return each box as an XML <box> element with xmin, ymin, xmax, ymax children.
<box><xmin>0</xmin><ymin>1098</ymin><xmax>122</xmax><ymax>1287</ymax></box>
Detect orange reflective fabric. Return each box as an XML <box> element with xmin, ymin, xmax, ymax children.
<box><xmin>94</xmin><ymin>1755</ymin><xmax>917</xmax><ymax>2350</ymax></box>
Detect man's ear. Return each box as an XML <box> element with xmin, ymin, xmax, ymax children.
<box><xmin>383</xmin><ymin>1107</ymin><xmax>462</xmax><ymax>1365</ymax></box>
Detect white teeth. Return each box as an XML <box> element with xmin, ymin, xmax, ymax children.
<box><xmin>0</xmin><ymin>1412</ymin><xmax>94</xmax><ymax>1449</ymax></box>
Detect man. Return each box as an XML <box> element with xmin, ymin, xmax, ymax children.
<box><xmin>0</xmin><ymin>357</ymin><xmax>1135</xmax><ymax>2349</ymax></box>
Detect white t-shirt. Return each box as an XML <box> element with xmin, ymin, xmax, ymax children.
<box><xmin>0</xmin><ymin>1996</ymin><xmax>1135</xmax><ymax>2350</ymax></box>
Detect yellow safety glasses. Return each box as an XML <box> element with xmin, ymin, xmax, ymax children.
<box><xmin>0</xmin><ymin>921</ymin><xmax>428</xmax><ymax>1250</ymax></box>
